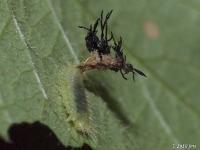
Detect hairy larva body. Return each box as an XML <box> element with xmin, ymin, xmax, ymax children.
<box><xmin>55</xmin><ymin>65</ymin><xmax>96</xmax><ymax>140</ymax></box>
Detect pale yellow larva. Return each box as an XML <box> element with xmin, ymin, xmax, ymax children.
<box><xmin>55</xmin><ymin>65</ymin><xmax>97</xmax><ymax>142</ymax></box>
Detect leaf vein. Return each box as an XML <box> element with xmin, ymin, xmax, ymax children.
<box><xmin>31</xmin><ymin>10</ymin><xmax>51</xmax><ymax>27</ymax></box>
<box><xmin>128</xmin><ymin>52</ymin><xmax>200</xmax><ymax>119</ymax></box>
<box><xmin>142</xmin><ymin>85</ymin><xmax>179</xmax><ymax>144</ymax></box>
<box><xmin>11</xmin><ymin>12</ymin><xmax>48</xmax><ymax>100</ymax></box>
<box><xmin>46</xmin><ymin>0</ymin><xmax>79</xmax><ymax>64</ymax></box>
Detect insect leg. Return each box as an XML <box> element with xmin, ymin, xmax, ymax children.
<box><xmin>107</xmin><ymin>34</ymin><xmax>113</xmax><ymax>41</ymax></box>
<box><xmin>96</xmin><ymin>48</ymin><xmax>103</xmax><ymax>61</ymax></box>
<box><xmin>78</xmin><ymin>26</ymin><xmax>90</xmax><ymax>31</ymax></box>
<box><xmin>132</xmin><ymin>71</ymin><xmax>135</xmax><ymax>81</ymax></box>
<box><xmin>120</xmin><ymin>69</ymin><xmax>127</xmax><ymax>80</ymax></box>
<box><xmin>118</xmin><ymin>36</ymin><xmax>122</xmax><ymax>48</ymax></box>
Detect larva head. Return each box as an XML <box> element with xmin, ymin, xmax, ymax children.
<box><xmin>71</xmin><ymin>113</ymin><xmax>96</xmax><ymax>139</ymax></box>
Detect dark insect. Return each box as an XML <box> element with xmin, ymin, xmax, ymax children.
<box><xmin>78</xmin><ymin>18</ymin><xmax>100</xmax><ymax>52</ymax></box>
<box><xmin>97</xmin><ymin>10</ymin><xmax>113</xmax><ymax>59</ymax></box>
<box><xmin>79</xmin><ymin>10</ymin><xmax>113</xmax><ymax>59</ymax></box>
<box><xmin>111</xmin><ymin>33</ymin><xmax>147</xmax><ymax>80</ymax></box>
<box><xmin>78</xmin><ymin>10</ymin><xmax>146</xmax><ymax>81</ymax></box>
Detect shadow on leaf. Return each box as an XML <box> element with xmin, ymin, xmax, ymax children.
<box><xmin>83</xmin><ymin>74</ymin><xmax>133</xmax><ymax>126</ymax></box>
<box><xmin>0</xmin><ymin>121</ymin><xmax>92</xmax><ymax>150</ymax></box>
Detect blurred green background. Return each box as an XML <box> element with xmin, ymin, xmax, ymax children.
<box><xmin>0</xmin><ymin>0</ymin><xmax>200</xmax><ymax>150</ymax></box>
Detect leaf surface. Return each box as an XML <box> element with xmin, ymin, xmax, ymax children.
<box><xmin>0</xmin><ymin>0</ymin><xmax>200</xmax><ymax>149</ymax></box>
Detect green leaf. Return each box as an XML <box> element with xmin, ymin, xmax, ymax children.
<box><xmin>0</xmin><ymin>0</ymin><xmax>200</xmax><ymax>149</ymax></box>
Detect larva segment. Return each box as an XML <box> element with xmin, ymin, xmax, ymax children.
<box><xmin>77</xmin><ymin>51</ymin><xmax>122</xmax><ymax>72</ymax></box>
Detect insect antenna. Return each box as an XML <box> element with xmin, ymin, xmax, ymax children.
<box><xmin>103</xmin><ymin>10</ymin><xmax>113</xmax><ymax>28</ymax></box>
<box><xmin>105</xmin><ymin>10</ymin><xmax>113</xmax><ymax>41</ymax></box>
<box><xmin>100</xmin><ymin>10</ymin><xmax>113</xmax><ymax>41</ymax></box>
<box><xmin>93</xmin><ymin>18</ymin><xmax>100</xmax><ymax>32</ymax></box>
<box><xmin>105</xmin><ymin>19</ymin><xmax>108</xmax><ymax>41</ymax></box>
<box><xmin>112</xmin><ymin>33</ymin><xmax>124</xmax><ymax>60</ymax></box>
<box><xmin>133</xmin><ymin>68</ymin><xmax>147</xmax><ymax>77</ymax></box>
<box><xmin>111</xmin><ymin>32</ymin><xmax>117</xmax><ymax>45</ymax></box>
<box><xmin>100</xmin><ymin>10</ymin><xmax>104</xmax><ymax>40</ymax></box>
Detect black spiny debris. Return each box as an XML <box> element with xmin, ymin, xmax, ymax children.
<box><xmin>78</xmin><ymin>10</ymin><xmax>146</xmax><ymax>80</ymax></box>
